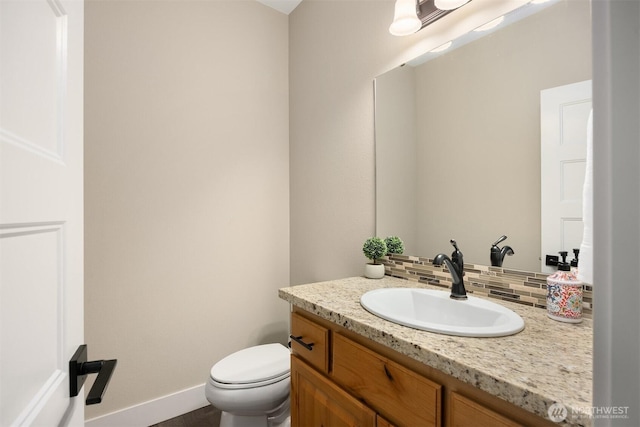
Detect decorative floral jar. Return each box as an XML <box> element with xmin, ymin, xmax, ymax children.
<box><xmin>546</xmin><ymin>269</ymin><xmax>583</xmax><ymax>323</ymax></box>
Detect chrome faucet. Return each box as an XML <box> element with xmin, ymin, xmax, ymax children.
<box><xmin>433</xmin><ymin>240</ymin><xmax>467</xmax><ymax>300</ymax></box>
<box><xmin>490</xmin><ymin>235</ymin><xmax>514</xmax><ymax>267</ymax></box>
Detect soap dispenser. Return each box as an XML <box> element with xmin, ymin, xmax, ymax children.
<box><xmin>546</xmin><ymin>251</ymin><xmax>583</xmax><ymax>323</ymax></box>
<box><xmin>570</xmin><ymin>248</ymin><xmax>580</xmax><ymax>268</ymax></box>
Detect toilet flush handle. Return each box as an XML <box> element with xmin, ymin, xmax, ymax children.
<box><xmin>290</xmin><ymin>335</ymin><xmax>314</xmax><ymax>351</ymax></box>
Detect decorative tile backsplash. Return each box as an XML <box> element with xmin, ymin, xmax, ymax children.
<box><xmin>382</xmin><ymin>254</ymin><xmax>593</xmax><ymax>319</ymax></box>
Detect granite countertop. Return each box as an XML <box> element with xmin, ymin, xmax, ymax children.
<box><xmin>279</xmin><ymin>276</ymin><xmax>593</xmax><ymax>427</ymax></box>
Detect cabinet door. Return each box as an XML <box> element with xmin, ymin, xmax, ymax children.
<box><xmin>332</xmin><ymin>333</ymin><xmax>442</xmax><ymax>427</ymax></box>
<box><xmin>291</xmin><ymin>355</ymin><xmax>376</xmax><ymax>427</ymax></box>
<box><xmin>449</xmin><ymin>392</ymin><xmax>522</xmax><ymax>427</ymax></box>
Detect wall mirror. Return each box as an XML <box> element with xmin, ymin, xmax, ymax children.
<box><xmin>375</xmin><ymin>0</ymin><xmax>591</xmax><ymax>272</ymax></box>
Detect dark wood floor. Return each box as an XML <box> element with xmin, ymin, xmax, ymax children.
<box><xmin>149</xmin><ymin>405</ymin><xmax>221</xmax><ymax>427</ymax></box>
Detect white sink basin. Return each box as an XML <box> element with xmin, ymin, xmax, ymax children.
<box><xmin>360</xmin><ymin>288</ymin><xmax>524</xmax><ymax>337</ymax></box>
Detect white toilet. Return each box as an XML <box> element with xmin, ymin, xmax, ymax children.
<box><xmin>205</xmin><ymin>343</ymin><xmax>291</xmax><ymax>427</ymax></box>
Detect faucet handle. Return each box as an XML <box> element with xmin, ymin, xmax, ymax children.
<box><xmin>492</xmin><ymin>235</ymin><xmax>507</xmax><ymax>246</ymax></box>
<box><xmin>449</xmin><ymin>239</ymin><xmax>464</xmax><ymax>275</ymax></box>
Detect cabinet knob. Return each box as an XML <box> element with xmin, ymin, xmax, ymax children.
<box><xmin>383</xmin><ymin>364</ymin><xmax>394</xmax><ymax>381</ymax></box>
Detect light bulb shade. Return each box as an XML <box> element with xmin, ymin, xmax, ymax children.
<box><xmin>430</xmin><ymin>41</ymin><xmax>452</xmax><ymax>52</ymax></box>
<box><xmin>473</xmin><ymin>15</ymin><xmax>504</xmax><ymax>32</ymax></box>
<box><xmin>389</xmin><ymin>0</ymin><xmax>421</xmax><ymax>36</ymax></box>
<box><xmin>434</xmin><ymin>0</ymin><xmax>470</xmax><ymax>11</ymax></box>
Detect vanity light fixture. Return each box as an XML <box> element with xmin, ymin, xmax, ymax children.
<box><xmin>389</xmin><ymin>0</ymin><xmax>422</xmax><ymax>36</ymax></box>
<box><xmin>434</xmin><ymin>0</ymin><xmax>470</xmax><ymax>11</ymax></box>
<box><xmin>473</xmin><ymin>15</ymin><xmax>505</xmax><ymax>31</ymax></box>
<box><xmin>389</xmin><ymin>0</ymin><xmax>469</xmax><ymax>37</ymax></box>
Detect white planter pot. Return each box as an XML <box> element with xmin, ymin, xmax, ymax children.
<box><xmin>365</xmin><ymin>263</ymin><xmax>385</xmax><ymax>279</ymax></box>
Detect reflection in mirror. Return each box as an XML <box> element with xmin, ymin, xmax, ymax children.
<box><xmin>375</xmin><ymin>0</ymin><xmax>591</xmax><ymax>272</ymax></box>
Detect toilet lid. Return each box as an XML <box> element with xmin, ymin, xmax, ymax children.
<box><xmin>210</xmin><ymin>343</ymin><xmax>290</xmax><ymax>386</ymax></box>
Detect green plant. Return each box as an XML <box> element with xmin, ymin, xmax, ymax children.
<box><xmin>363</xmin><ymin>237</ymin><xmax>387</xmax><ymax>264</ymax></box>
<box><xmin>385</xmin><ymin>236</ymin><xmax>404</xmax><ymax>255</ymax></box>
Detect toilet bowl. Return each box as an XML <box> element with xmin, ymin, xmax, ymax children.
<box><xmin>205</xmin><ymin>343</ymin><xmax>291</xmax><ymax>427</ymax></box>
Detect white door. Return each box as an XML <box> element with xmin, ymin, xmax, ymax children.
<box><xmin>540</xmin><ymin>80</ymin><xmax>592</xmax><ymax>273</ymax></box>
<box><xmin>1</xmin><ymin>0</ymin><xmax>85</xmax><ymax>425</ymax></box>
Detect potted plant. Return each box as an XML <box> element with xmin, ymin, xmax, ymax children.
<box><xmin>362</xmin><ymin>237</ymin><xmax>387</xmax><ymax>279</ymax></box>
<box><xmin>385</xmin><ymin>236</ymin><xmax>404</xmax><ymax>255</ymax></box>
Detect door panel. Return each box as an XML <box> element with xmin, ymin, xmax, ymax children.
<box><xmin>540</xmin><ymin>80</ymin><xmax>592</xmax><ymax>273</ymax></box>
<box><xmin>0</xmin><ymin>0</ymin><xmax>84</xmax><ymax>424</ymax></box>
<box><xmin>1</xmin><ymin>0</ymin><xmax>65</xmax><ymax>159</ymax></box>
<box><xmin>1</xmin><ymin>223</ymin><xmax>64</xmax><ymax>425</ymax></box>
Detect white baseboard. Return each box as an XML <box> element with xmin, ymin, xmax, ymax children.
<box><xmin>85</xmin><ymin>383</ymin><xmax>210</xmax><ymax>427</ymax></box>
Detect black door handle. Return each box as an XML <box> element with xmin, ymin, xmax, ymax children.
<box><xmin>69</xmin><ymin>345</ymin><xmax>118</xmax><ymax>405</ymax></box>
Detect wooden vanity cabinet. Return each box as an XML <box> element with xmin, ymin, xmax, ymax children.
<box><xmin>290</xmin><ymin>308</ymin><xmax>554</xmax><ymax>427</ymax></box>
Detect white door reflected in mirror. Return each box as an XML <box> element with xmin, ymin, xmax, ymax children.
<box><xmin>540</xmin><ymin>80</ymin><xmax>592</xmax><ymax>273</ymax></box>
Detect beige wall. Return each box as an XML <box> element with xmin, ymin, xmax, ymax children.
<box><xmin>289</xmin><ymin>0</ymin><xmax>531</xmax><ymax>285</ymax></box>
<box><xmin>84</xmin><ymin>0</ymin><xmax>289</xmax><ymax>418</ymax></box>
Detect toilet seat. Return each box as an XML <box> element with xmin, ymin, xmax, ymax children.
<box><xmin>210</xmin><ymin>371</ymin><xmax>290</xmax><ymax>390</ymax></box>
<box><xmin>210</xmin><ymin>343</ymin><xmax>290</xmax><ymax>390</ymax></box>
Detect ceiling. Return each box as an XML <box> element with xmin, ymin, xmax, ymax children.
<box><xmin>256</xmin><ymin>0</ymin><xmax>303</xmax><ymax>15</ymax></box>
